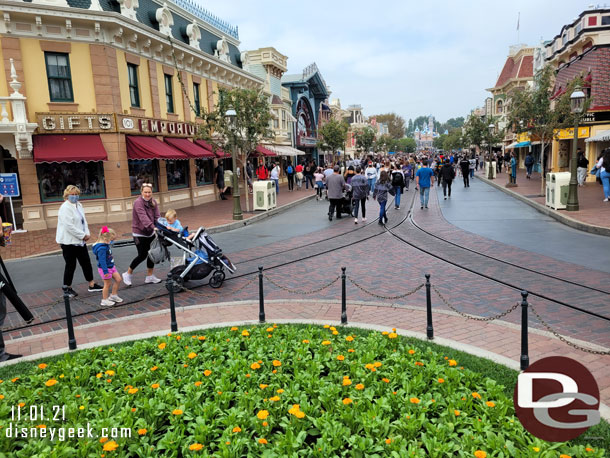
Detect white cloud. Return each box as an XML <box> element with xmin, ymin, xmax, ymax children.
<box><xmin>204</xmin><ymin>0</ymin><xmax>593</xmax><ymax>122</ymax></box>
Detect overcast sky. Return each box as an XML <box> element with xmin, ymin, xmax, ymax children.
<box><xmin>209</xmin><ymin>1</ymin><xmax>593</xmax><ymax>124</ymax></box>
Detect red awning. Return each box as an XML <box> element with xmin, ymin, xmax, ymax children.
<box><xmin>165</xmin><ymin>137</ymin><xmax>215</xmax><ymax>158</ymax></box>
<box><xmin>194</xmin><ymin>139</ymin><xmax>230</xmax><ymax>158</ymax></box>
<box><xmin>126</xmin><ymin>136</ymin><xmax>189</xmax><ymax>160</ymax></box>
<box><xmin>33</xmin><ymin>134</ymin><xmax>108</xmax><ymax>163</ymax></box>
<box><xmin>255</xmin><ymin>145</ymin><xmax>277</xmax><ymax>157</ymax></box>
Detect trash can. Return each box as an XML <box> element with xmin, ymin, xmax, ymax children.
<box><xmin>224</xmin><ymin>170</ymin><xmax>234</xmax><ymax>189</ymax></box>
<box><xmin>546</xmin><ymin>172</ymin><xmax>571</xmax><ymax>210</ymax></box>
<box><xmin>253</xmin><ymin>180</ymin><xmax>276</xmax><ymax>211</ymax></box>
<box><xmin>2</xmin><ymin>222</ymin><xmax>12</xmax><ymax>245</ymax></box>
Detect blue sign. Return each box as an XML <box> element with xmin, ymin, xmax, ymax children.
<box><xmin>0</xmin><ymin>173</ymin><xmax>20</xmax><ymax>197</ymax></box>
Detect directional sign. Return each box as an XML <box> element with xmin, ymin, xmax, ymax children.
<box><xmin>0</xmin><ymin>173</ymin><xmax>20</xmax><ymax>197</ymax></box>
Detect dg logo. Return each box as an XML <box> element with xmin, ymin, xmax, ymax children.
<box><xmin>514</xmin><ymin>356</ymin><xmax>600</xmax><ymax>442</ymax></box>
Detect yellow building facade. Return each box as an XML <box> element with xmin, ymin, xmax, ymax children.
<box><xmin>0</xmin><ymin>0</ymin><xmax>262</xmax><ymax>230</ymax></box>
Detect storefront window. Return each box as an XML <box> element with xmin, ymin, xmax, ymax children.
<box><xmin>166</xmin><ymin>160</ymin><xmax>189</xmax><ymax>189</ymax></box>
<box><xmin>128</xmin><ymin>159</ymin><xmax>159</xmax><ymax>195</ymax></box>
<box><xmin>195</xmin><ymin>159</ymin><xmax>214</xmax><ymax>186</ymax></box>
<box><xmin>222</xmin><ymin>158</ymin><xmax>233</xmax><ymax>172</ymax></box>
<box><xmin>37</xmin><ymin>162</ymin><xmax>105</xmax><ymax>202</ymax></box>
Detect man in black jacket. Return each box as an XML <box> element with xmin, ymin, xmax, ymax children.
<box><xmin>459</xmin><ymin>156</ymin><xmax>471</xmax><ymax>187</ymax></box>
<box><xmin>440</xmin><ymin>161</ymin><xmax>455</xmax><ymax>199</ymax></box>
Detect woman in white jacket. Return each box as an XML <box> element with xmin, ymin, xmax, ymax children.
<box><xmin>55</xmin><ymin>185</ymin><xmax>103</xmax><ymax>298</ymax></box>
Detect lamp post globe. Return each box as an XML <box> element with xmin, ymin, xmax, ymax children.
<box><xmin>225</xmin><ymin>108</ymin><xmax>243</xmax><ymax>220</ymax></box>
<box><xmin>566</xmin><ymin>87</ymin><xmax>585</xmax><ymax>212</ymax></box>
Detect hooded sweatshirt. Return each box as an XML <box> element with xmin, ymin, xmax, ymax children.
<box><xmin>92</xmin><ymin>242</ymin><xmax>115</xmax><ymax>275</ymax></box>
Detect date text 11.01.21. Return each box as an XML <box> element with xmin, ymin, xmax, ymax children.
<box><xmin>11</xmin><ymin>405</ymin><xmax>66</xmax><ymax>422</ymax></box>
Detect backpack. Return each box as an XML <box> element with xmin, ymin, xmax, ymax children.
<box><xmin>147</xmin><ymin>234</ymin><xmax>170</xmax><ymax>264</ymax></box>
<box><xmin>286</xmin><ymin>165</ymin><xmax>293</xmax><ymax>174</ymax></box>
<box><xmin>391</xmin><ymin>171</ymin><xmax>404</xmax><ymax>187</ymax></box>
<box><xmin>525</xmin><ymin>155</ymin><xmax>534</xmax><ymax>166</ymax></box>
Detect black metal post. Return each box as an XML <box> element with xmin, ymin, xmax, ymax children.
<box><xmin>258</xmin><ymin>266</ymin><xmax>265</xmax><ymax>323</ymax></box>
<box><xmin>63</xmin><ymin>293</ymin><xmax>77</xmax><ymax>350</ymax></box>
<box><xmin>167</xmin><ymin>279</ymin><xmax>178</xmax><ymax>332</ymax></box>
<box><xmin>425</xmin><ymin>274</ymin><xmax>433</xmax><ymax>340</ymax></box>
<box><xmin>341</xmin><ymin>267</ymin><xmax>347</xmax><ymax>325</ymax></box>
<box><xmin>520</xmin><ymin>290</ymin><xmax>529</xmax><ymax>370</ymax></box>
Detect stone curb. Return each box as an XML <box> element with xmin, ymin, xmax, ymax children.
<box><xmin>476</xmin><ymin>174</ymin><xmax>610</xmax><ymax>237</ymax></box>
<box><xmin>10</xmin><ymin>193</ymin><xmax>317</xmax><ymax>261</ymax></box>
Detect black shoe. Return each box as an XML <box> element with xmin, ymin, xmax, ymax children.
<box><xmin>336</xmin><ymin>215</ymin><xmax>342</xmax><ymax>219</ymax></box>
<box><xmin>88</xmin><ymin>283</ymin><xmax>104</xmax><ymax>292</ymax></box>
<box><xmin>328</xmin><ymin>215</ymin><xmax>333</xmax><ymax>221</ymax></box>
<box><xmin>378</xmin><ymin>221</ymin><xmax>384</xmax><ymax>225</ymax></box>
<box><xmin>0</xmin><ymin>353</ymin><xmax>22</xmax><ymax>362</ymax></box>
<box><xmin>444</xmin><ymin>197</ymin><xmax>447</xmax><ymax>200</ymax></box>
<box><xmin>425</xmin><ymin>206</ymin><xmax>428</xmax><ymax>209</ymax></box>
<box><xmin>62</xmin><ymin>287</ymin><xmax>78</xmax><ymax>298</ymax></box>
<box><xmin>420</xmin><ymin>206</ymin><xmax>424</xmax><ymax>209</ymax></box>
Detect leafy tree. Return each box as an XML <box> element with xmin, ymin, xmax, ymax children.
<box><xmin>507</xmin><ymin>65</ymin><xmax>590</xmax><ymax>193</ymax></box>
<box><xmin>317</xmin><ymin>119</ymin><xmax>349</xmax><ymax>156</ymax></box>
<box><xmin>370</xmin><ymin>113</ymin><xmax>406</xmax><ymax>139</ymax></box>
<box><xmin>463</xmin><ymin>115</ymin><xmax>503</xmax><ymax>154</ymax></box>
<box><xmin>440</xmin><ymin>117</ymin><xmax>465</xmax><ymax>132</ymax></box>
<box><xmin>397</xmin><ymin>137</ymin><xmax>417</xmax><ymax>153</ymax></box>
<box><xmin>197</xmin><ymin>87</ymin><xmax>273</xmax><ymax>212</ymax></box>
<box><xmin>354</xmin><ymin>126</ymin><xmax>376</xmax><ymax>155</ymax></box>
<box><xmin>433</xmin><ymin>135</ymin><xmax>446</xmax><ymax>150</ymax></box>
<box><xmin>407</xmin><ymin>119</ymin><xmax>414</xmax><ymax>135</ymax></box>
<box><xmin>373</xmin><ymin>134</ymin><xmax>393</xmax><ymax>153</ymax></box>
<box><xmin>443</xmin><ymin>128</ymin><xmax>466</xmax><ymax>151</ymax></box>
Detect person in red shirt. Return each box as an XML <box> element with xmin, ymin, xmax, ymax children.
<box><xmin>295</xmin><ymin>163</ymin><xmax>304</xmax><ymax>190</ymax></box>
<box><xmin>256</xmin><ymin>160</ymin><xmax>269</xmax><ymax>180</ymax></box>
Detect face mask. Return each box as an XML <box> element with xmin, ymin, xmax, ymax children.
<box><xmin>142</xmin><ymin>195</ymin><xmax>152</xmax><ymax>201</ymax></box>
<box><xmin>68</xmin><ymin>195</ymin><xmax>79</xmax><ymax>204</ymax></box>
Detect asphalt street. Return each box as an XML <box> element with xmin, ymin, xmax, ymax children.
<box><xmin>435</xmin><ymin>175</ymin><xmax>610</xmax><ymax>273</ymax></box>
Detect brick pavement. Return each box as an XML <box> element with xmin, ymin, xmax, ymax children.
<box><xmin>1</xmin><ymin>182</ymin><xmax>309</xmax><ymax>260</ymax></box>
<box><xmin>476</xmin><ymin>167</ymin><xmax>610</xmax><ymax>230</ymax></box>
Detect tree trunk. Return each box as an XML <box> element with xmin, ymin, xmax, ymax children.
<box><xmin>243</xmin><ymin>154</ymin><xmax>250</xmax><ymax>212</ymax></box>
<box><xmin>540</xmin><ymin>139</ymin><xmax>546</xmax><ymax>197</ymax></box>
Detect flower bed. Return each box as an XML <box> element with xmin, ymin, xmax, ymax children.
<box><xmin>0</xmin><ymin>324</ymin><xmax>604</xmax><ymax>457</ymax></box>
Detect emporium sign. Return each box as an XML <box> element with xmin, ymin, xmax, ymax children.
<box><xmin>35</xmin><ymin>113</ymin><xmax>198</xmax><ymax>138</ymax></box>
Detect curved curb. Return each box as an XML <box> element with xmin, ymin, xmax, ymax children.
<box><xmin>476</xmin><ymin>174</ymin><xmax>610</xmax><ymax>237</ymax></box>
<box><xmin>1</xmin><ymin>316</ymin><xmax>608</xmax><ymax>421</ymax></box>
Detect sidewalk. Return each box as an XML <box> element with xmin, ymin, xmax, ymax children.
<box><xmin>1</xmin><ymin>183</ymin><xmax>313</xmax><ymax>260</ymax></box>
<box><xmin>476</xmin><ymin>167</ymin><xmax>610</xmax><ymax>235</ymax></box>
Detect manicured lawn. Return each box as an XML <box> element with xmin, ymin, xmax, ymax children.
<box><xmin>0</xmin><ymin>324</ymin><xmax>606</xmax><ymax>457</ymax></box>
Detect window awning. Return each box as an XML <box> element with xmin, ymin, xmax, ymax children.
<box><xmin>165</xmin><ymin>137</ymin><xmax>215</xmax><ymax>158</ymax></box>
<box><xmin>193</xmin><ymin>139</ymin><xmax>230</xmax><ymax>158</ymax></box>
<box><xmin>255</xmin><ymin>144</ymin><xmax>277</xmax><ymax>157</ymax></box>
<box><xmin>585</xmin><ymin>129</ymin><xmax>610</xmax><ymax>143</ymax></box>
<box><xmin>506</xmin><ymin>142</ymin><xmax>519</xmax><ymax>149</ymax></box>
<box><xmin>515</xmin><ymin>141</ymin><xmax>531</xmax><ymax>148</ymax></box>
<box><xmin>126</xmin><ymin>136</ymin><xmax>189</xmax><ymax>160</ymax></box>
<box><xmin>270</xmin><ymin>145</ymin><xmax>302</xmax><ymax>157</ymax></box>
<box><xmin>33</xmin><ymin>134</ymin><xmax>108</xmax><ymax>163</ymax></box>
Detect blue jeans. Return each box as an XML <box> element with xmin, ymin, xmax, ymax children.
<box><xmin>367</xmin><ymin>178</ymin><xmax>376</xmax><ymax>194</ymax></box>
<box><xmin>353</xmin><ymin>197</ymin><xmax>366</xmax><ymax>219</ymax></box>
<box><xmin>470</xmin><ymin>169</ymin><xmax>474</xmax><ymax>178</ymax></box>
<box><xmin>305</xmin><ymin>175</ymin><xmax>314</xmax><ymax>189</ymax></box>
<box><xmin>378</xmin><ymin>200</ymin><xmax>387</xmax><ymax>222</ymax></box>
<box><xmin>273</xmin><ymin>179</ymin><xmax>279</xmax><ymax>194</ymax></box>
<box><xmin>419</xmin><ymin>186</ymin><xmax>430</xmax><ymax>207</ymax></box>
<box><xmin>601</xmin><ymin>170</ymin><xmax>610</xmax><ymax>199</ymax></box>
<box><xmin>393</xmin><ymin>186</ymin><xmax>401</xmax><ymax>207</ymax></box>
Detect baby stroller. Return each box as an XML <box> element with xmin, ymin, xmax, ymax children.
<box><xmin>150</xmin><ymin>219</ymin><xmax>236</xmax><ymax>292</ymax></box>
<box><xmin>338</xmin><ymin>183</ymin><xmax>353</xmax><ymax>217</ymax></box>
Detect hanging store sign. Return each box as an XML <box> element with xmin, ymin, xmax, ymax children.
<box><xmin>117</xmin><ymin>115</ymin><xmax>198</xmax><ymax>137</ymax></box>
<box><xmin>36</xmin><ymin>113</ymin><xmax>115</xmax><ymax>133</ymax></box>
<box><xmin>555</xmin><ymin>127</ymin><xmax>590</xmax><ymax>140</ymax></box>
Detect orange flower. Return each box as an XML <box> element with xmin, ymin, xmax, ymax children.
<box><xmin>203</xmin><ymin>370</ymin><xmax>212</xmax><ymax>377</ymax></box>
<box><xmin>321</xmin><ymin>341</ymin><xmax>331</xmax><ymax>345</ymax></box>
<box><xmin>187</xmin><ymin>352</ymin><xmax>197</xmax><ymax>359</ymax></box>
<box><xmin>266</xmin><ymin>327</ymin><xmax>274</xmax><ymax>332</ymax></box>
<box><xmin>382</xmin><ymin>378</ymin><xmax>390</xmax><ymax>383</ymax></box>
<box><xmin>329</xmin><ymin>326</ymin><xmax>336</xmax><ymax>331</ymax></box>
<box><xmin>151</xmin><ymin>384</ymin><xmax>160</xmax><ymax>389</ymax></box>
<box><xmin>471</xmin><ymin>392</ymin><xmax>481</xmax><ymax>399</ymax></box>
<box><xmin>347</xmin><ymin>349</ymin><xmax>355</xmax><ymax>353</ymax></box>
<box><xmin>258</xmin><ymin>438</ymin><xmax>267</xmax><ymax>444</ymax></box>
<box><xmin>18</xmin><ymin>402</ymin><xmax>25</xmax><ymax>408</ymax></box>
<box><xmin>382</xmin><ymin>331</ymin><xmax>389</xmax><ymax>335</ymax></box>
<box><xmin>232</xmin><ymin>426</ymin><xmax>241</xmax><ymax>433</ymax></box>
<box><xmin>103</xmin><ymin>441</ymin><xmax>118</xmax><ymax>451</ymax></box>
<box><xmin>272</xmin><ymin>360</ymin><xmax>281</xmax><ymax>367</ymax></box>
<box><xmin>198</xmin><ymin>336</ymin><xmax>206</xmax><ymax>341</ymax></box>
<box><xmin>262</xmin><ymin>421</ymin><xmax>268</xmax><ymax>426</ymax></box>
<box><xmin>409</xmin><ymin>397</ymin><xmax>420</xmax><ymax>404</ymax></box>
<box><xmin>189</xmin><ymin>443</ymin><xmax>203</xmax><ymax>451</ymax></box>
<box><xmin>38</xmin><ymin>363</ymin><xmax>47</xmax><ymax>370</ymax></box>
<box><xmin>355</xmin><ymin>383</ymin><xmax>365</xmax><ymax>390</ymax></box>
<box><xmin>250</xmin><ymin>363</ymin><xmax>261</xmax><ymax>370</ymax></box>
<box><xmin>586</xmin><ymin>448</ymin><xmax>595</xmax><ymax>452</ymax></box>
<box><xmin>259</xmin><ymin>384</ymin><xmax>268</xmax><ymax>389</ymax></box>
<box><xmin>241</xmin><ymin>330</ymin><xmax>250</xmax><ymax>337</ymax></box>
<box><xmin>373</xmin><ymin>362</ymin><xmax>382</xmax><ymax>367</ymax></box>
<box><xmin>414</xmin><ymin>361</ymin><xmax>424</xmax><ymax>366</ymax></box>
<box><xmin>448</xmin><ymin>359</ymin><xmax>457</xmax><ymax>366</ymax></box>
<box><xmin>99</xmin><ymin>437</ymin><xmax>109</xmax><ymax>443</ymax></box>
<box><xmin>365</xmin><ymin>363</ymin><xmax>375</xmax><ymax>371</ymax></box>
<box><xmin>408</xmin><ymin>349</ymin><xmax>415</xmax><ymax>355</ymax></box>
<box><xmin>269</xmin><ymin>396</ymin><xmax>280</xmax><ymax>402</ymax></box>
<box><xmin>131</xmin><ymin>408</ymin><xmax>136</xmax><ymax>412</ymax></box>
<box><xmin>302</xmin><ymin>339</ymin><xmax>310</xmax><ymax>343</ymax></box>
<box><xmin>385</xmin><ymin>438</ymin><xmax>392</xmax><ymax>444</ymax></box>
<box><xmin>150</xmin><ymin>366</ymin><xmax>158</xmax><ymax>371</ymax></box>
<box><xmin>172</xmin><ymin>409</ymin><xmax>183</xmax><ymax>415</ymax></box>
<box><xmin>0</xmin><ymin>395</ymin><xmax>4</xmax><ymax>400</ymax></box>
<box><xmin>474</xmin><ymin>451</ymin><xmax>487</xmax><ymax>458</ymax></box>
<box><xmin>485</xmin><ymin>401</ymin><xmax>495</xmax><ymax>407</ymax></box>
<box><xmin>158</xmin><ymin>343</ymin><xmax>166</xmax><ymax>350</ymax></box>
<box><xmin>257</xmin><ymin>410</ymin><xmax>269</xmax><ymax>420</ymax></box>
<box><xmin>230</xmin><ymin>326</ymin><xmax>238</xmax><ymax>331</ymax></box>
<box><xmin>96</xmin><ymin>373</ymin><xmax>102</xmax><ymax>378</ymax></box>
<box><xmin>36</xmin><ymin>424</ymin><xmax>46</xmax><ymax>429</ymax></box>
<box><xmin>245</xmin><ymin>374</ymin><xmax>251</xmax><ymax>378</ymax></box>
<box><xmin>276</xmin><ymin>389</ymin><xmax>284</xmax><ymax>394</ymax></box>
<box><xmin>388</xmin><ymin>333</ymin><xmax>397</xmax><ymax>339</ymax></box>
<box><xmin>137</xmin><ymin>428</ymin><xmax>147</xmax><ymax>435</ymax></box>
<box><xmin>323</xmin><ymin>325</ymin><xmax>330</xmax><ymax>328</ymax></box>
<box><xmin>345</xmin><ymin>336</ymin><xmax>354</xmax><ymax>342</ymax></box>
<box><xmin>438</xmin><ymin>378</ymin><xmax>445</xmax><ymax>383</ymax></box>
<box><xmin>127</xmin><ymin>388</ymin><xmax>138</xmax><ymax>394</ymax></box>
<box><xmin>342</xmin><ymin>398</ymin><xmax>353</xmax><ymax>405</ymax></box>
<box><xmin>454</xmin><ymin>410</ymin><xmax>460</xmax><ymax>416</ymax></box>
<box><xmin>10</xmin><ymin>378</ymin><xmax>19</xmax><ymax>383</ymax></box>
<box><xmin>342</xmin><ymin>378</ymin><xmax>352</xmax><ymax>386</ymax></box>
<box><xmin>45</xmin><ymin>379</ymin><xmax>58</xmax><ymax>387</ymax></box>
<box><xmin>175</xmin><ymin>336</ymin><xmax>181</xmax><ymax>340</ymax></box>
<box><xmin>194</xmin><ymin>381</ymin><xmax>202</xmax><ymax>387</ymax></box>
<box><xmin>559</xmin><ymin>455</ymin><xmax>571</xmax><ymax>458</ymax></box>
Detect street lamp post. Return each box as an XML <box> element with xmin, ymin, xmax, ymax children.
<box><xmin>566</xmin><ymin>87</ymin><xmax>586</xmax><ymax>212</ymax></box>
<box><xmin>488</xmin><ymin>123</ymin><xmax>495</xmax><ymax>179</ymax></box>
<box><xmin>225</xmin><ymin>109</ymin><xmax>243</xmax><ymax>220</ymax></box>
